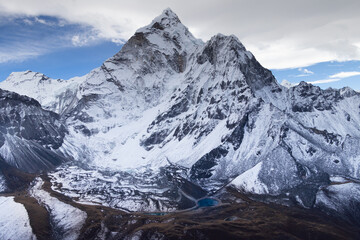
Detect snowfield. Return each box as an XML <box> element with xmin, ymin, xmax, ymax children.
<box><xmin>0</xmin><ymin>196</ymin><xmax>37</xmax><ymax>240</ymax></box>
<box><xmin>230</xmin><ymin>162</ymin><xmax>268</xmax><ymax>194</ymax></box>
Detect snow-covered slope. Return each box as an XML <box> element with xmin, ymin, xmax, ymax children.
<box><xmin>230</xmin><ymin>162</ymin><xmax>268</xmax><ymax>194</ymax></box>
<box><xmin>0</xmin><ymin>196</ymin><xmax>37</xmax><ymax>240</ymax></box>
<box><xmin>30</xmin><ymin>178</ymin><xmax>87</xmax><ymax>240</ymax></box>
<box><xmin>315</xmin><ymin>177</ymin><xmax>360</xmax><ymax>224</ymax></box>
<box><xmin>2</xmin><ymin>8</ymin><xmax>360</xmax><ymax>220</ymax></box>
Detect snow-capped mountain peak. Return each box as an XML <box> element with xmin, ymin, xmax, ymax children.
<box><xmin>135</xmin><ymin>7</ymin><xmax>202</xmax><ymax>54</ymax></box>
<box><xmin>136</xmin><ymin>8</ymin><xmax>182</xmax><ymax>33</ymax></box>
<box><xmin>281</xmin><ymin>79</ymin><xmax>296</xmax><ymax>88</ymax></box>
<box><xmin>4</xmin><ymin>70</ymin><xmax>50</xmax><ymax>85</ymax></box>
<box><xmin>106</xmin><ymin>7</ymin><xmax>202</xmax><ymax>79</ymax></box>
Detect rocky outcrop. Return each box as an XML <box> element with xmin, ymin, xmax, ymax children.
<box><xmin>0</xmin><ymin>89</ymin><xmax>67</xmax><ymax>172</ymax></box>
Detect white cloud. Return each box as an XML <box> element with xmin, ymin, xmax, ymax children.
<box><xmin>0</xmin><ymin>24</ymin><xmax>97</xmax><ymax>63</ymax></box>
<box><xmin>34</xmin><ymin>16</ymin><xmax>47</xmax><ymax>25</ymax></box>
<box><xmin>329</xmin><ymin>71</ymin><xmax>360</xmax><ymax>79</ymax></box>
<box><xmin>21</xmin><ymin>16</ymin><xmax>57</xmax><ymax>26</ymax></box>
<box><xmin>0</xmin><ymin>0</ymin><xmax>360</xmax><ymax>69</ymax></box>
<box><xmin>307</xmin><ymin>78</ymin><xmax>341</xmax><ymax>84</ymax></box>
<box><xmin>295</xmin><ymin>68</ymin><xmax>314</xmax><ymax>77</ymax></box>
<box><xmin>0</xmin><ymin>47</ymin><xmax>44</xmax><ymax>63</ymax></box>
<box><xmin>71</xmin><ymin>35</ymin><xmax>83</xmax><ymax>47</ymax></box>
<box><xmin>303</xmin><ymin>69</ymin><xmax>314</xmax><ymax>74</ymax></box>
<box><xmin>71</xmin><ymin>31</ymin><xmax>99</xmax><ymax>47</ymax></box>
<box><xmin>23</xmin><ymin>18</ymin><xmax>33</xmax><ymax>25</ymax></box>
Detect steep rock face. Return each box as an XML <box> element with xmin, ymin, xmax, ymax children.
<box><xmin>0</xmin><ymin>89</ymin><xmax>67</xmax><ymax>172</ymax></box>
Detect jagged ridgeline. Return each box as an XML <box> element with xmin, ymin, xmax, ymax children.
<box><xmin>0</xmin><ymin>8</ymin><xmax>360</xmax><ymax>230</ymax></box>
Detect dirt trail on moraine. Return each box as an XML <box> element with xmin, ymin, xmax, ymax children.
<box><xmin>14</xmin><ymin>192</ymin><xmax>52</xmax><ymax>240</ymax></box>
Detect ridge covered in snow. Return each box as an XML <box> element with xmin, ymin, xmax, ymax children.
<box><xmin>0</xmin><ymin>71</ymin><xmax>83</xmax><ymax>114</ymax></box>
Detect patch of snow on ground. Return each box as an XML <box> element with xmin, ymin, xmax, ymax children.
<box><xmin>315</xmin><ymin>182</ymin><xmax>360</xmax><ymax>212</ymax></box>
<box><xmin>0</xmin><ymin>196</ymin><xmax>37</xmax><ymax>240</ymax></box>
<box><xmin>230</xmin><ymin>162</ymin><xmax>268</xmax><ymax>194</ymax></box>
<box><xmin>30</xmin><ymin>178</ymin><xmax>87</xmax><ymax>240</ymax></box>
<box><xmin>329</xmin><ymin>176</ymin><xmax>349</xmax><ymax>183</ymax></box>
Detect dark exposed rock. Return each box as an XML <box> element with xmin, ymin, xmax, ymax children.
<box><xmin>309</xmin><ymin>127</ymin><xmax>341</xmax><ymax>145</ymax></box>
<box><xmin>345</xmin><ymin>113</ymin><xmax>351</xmax><ymax>121</ymax></box>
<box><xmin>288</xmin><ymin>171</ymin><xmax>330</xmax><ymax>208</ymax></box>
<box><xmin>155</xmin><ymin>98</ymin><xmax>189</xmax><ymax>123</ymax></box>
<box><xmin>306</xmin><ymin>147</ymin><xmax>317</xmax><ymax>156</ymax></box>
<box><xmin>196</xmin><ymin>88</ymin><xmax>204</xmax><ymax>104</ymax></box>
<box><xmin>240</xmin><ymin>55</ymin><xmax>279</xmax><ymax>91</ymax></box>
<box><xmin>74</xmin><ymin>125</ymin><xmax>92</xmax><ymax>137</ymax></box>
<box><xmin>0</xmin><ymin>88</ymin><xmax>67</xmax><ymax>172</ymax></box>
<box><xmin>0</xmin><ymin>89</ymin><xmax>66</xmax><ymax>149</ymax></box>
<box><xmin>166</xmin><ymin>50</ymin><xmax>187</xmax><ymax>73</ymax></box>
<box><xmin>225</xmin><ymin>114</ymin><xmax>249</xmax><ymax>150</ymax></box>
<box><xmin>290</xmin><ymin>82</ymin><xmax>344</xmax><ymax>112</ymax></box>
<box><xmin>65</xmin><ymin>94</ymin><xmax>99</xmax><ymax>122</ymax></box>
<box><xmin>0</xmin><ymin>89</ymin><xmax>41</xmax><ymax>108</ymax></box>
<box><xmin>173</xmin><ymin>120</ymin><xmax>195</xmax><ymax>141</ymax></box>
<box><xmin>141</xmin><ymin>130</ymin><xmax>170</xmax><ymax>149</ymax></box>
<box><xmin>120</xmin><ymin>32</ymin><xmax>150</xmax><ymax>54</ymax></box>
<box><xmin>206</xmin><ymin>106</ymin><xmax>227</xmax><ymax>120</ymax></box>
<box><xmin>190</xmin><ymin>147</ymin><xmax>228</xmax><ymax>179</ymax></box>
<box><xmin>292</xmin><ymin>104</ymin><xmax>313</xmax><ymax>112</ymax></box>
<box><xmin>197</xmin><ymin>44</ymin><xmax>215</xmax><ymax>65</ymax></box>
<box><xmin>151</xmin><ymin>22</ymin><xmax>164</xmax><ymax>30</ymax></box>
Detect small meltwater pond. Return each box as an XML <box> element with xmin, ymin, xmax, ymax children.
<box><xmin>142</xmin><ymin>198</ymin><xmax>220</xmax><ymax>216</ymax></box>
<box><xmin>143</xmin><ymin>212</ymin><xmax>168</xmax><ymax>216</ymax></box>
<box><xmin>196</xmin><ymin>198</ymin><xmax>219</xmax><ymax>208</ymax></box>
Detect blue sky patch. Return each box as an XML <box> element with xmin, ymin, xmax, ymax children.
<box><xmin>0</xmin><ymin>15</ymin><xmax>122</xmax><ymax>80</ymax></box>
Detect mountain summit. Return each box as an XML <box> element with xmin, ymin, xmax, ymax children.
<box><xmin>0</xmin><ymin>9</ymin><xmax>360</xmax><ymax>231</ymax></box>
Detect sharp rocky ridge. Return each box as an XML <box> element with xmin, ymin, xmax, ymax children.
<box><xmin>0</xmin><ymin>8</ymin><xmax>360</xmax><ymax>226</ymax></box>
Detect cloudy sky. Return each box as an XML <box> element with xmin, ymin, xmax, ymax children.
<box><xmin>1</xmin><ymin>0</ymin><xmax>360</xmax><ymax>89</ymax></box>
